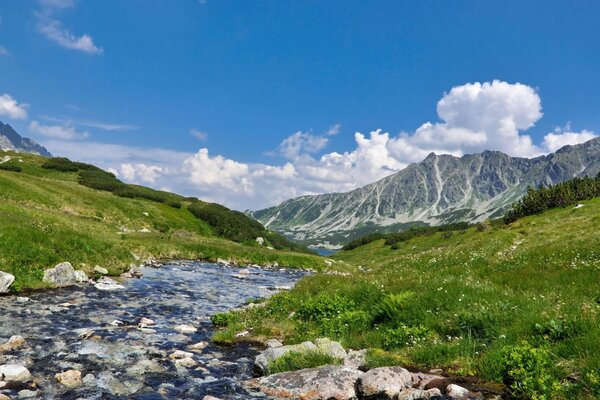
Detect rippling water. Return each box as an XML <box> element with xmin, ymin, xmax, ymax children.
<box><xmin>0</xmin><ymin>262</ymin><xmax>306</xmax><ymax>399</ymax></box>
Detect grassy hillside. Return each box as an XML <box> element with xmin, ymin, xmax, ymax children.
<box><xmin>0</xmin><ymin>151</ymin><xmax>324</xmax><ymax>291</ymax></box>
<box><xmin>214</xmin><ymin>196</ymin><xmax>600</xmax><ymax>399</ymax></box>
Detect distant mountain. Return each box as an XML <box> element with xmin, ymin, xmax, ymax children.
<box><xmin>0</xmin><ymin>121</ymin><xmax>51</xmax><ymax>157</ymax></box>
<box><xmin>251</xmin><ymin>138</ymin><xmax>600</xmax><ymax>249</ymax></box>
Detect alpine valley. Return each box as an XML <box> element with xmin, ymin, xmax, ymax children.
<box><xmin>251</xmin><ymin>137</ymin><xmax>600</xmax><ymax>249</ymax></box>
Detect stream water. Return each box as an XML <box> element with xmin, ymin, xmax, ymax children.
<box><xmin>0</xmin><ymin>262</ymin><xmax>306</xmax><ymax>399</ymax></box>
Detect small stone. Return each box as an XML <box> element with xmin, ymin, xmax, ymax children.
<box><xmin>174</xmin><ymin>324</ymin><xmax>197</xmax><ymax>333</ymax></box>
<box><xmin>55</xmin><ymin>370</ymin><xmax>82</xmax><ymax>388</ymax></box>
<box><xmin>140</xmin><ymin>317</ymin><xmax>155</xmax><ymax>325</ymax></box>
<box><xmin>174</xmin><ymin>357</ymin><xmax>197</xmax><ymax>368</ymax></box>
<box><xmin>357</xmin><ymin>366</ymin><xmax>412</xmax><ymax>399</ymax></box>
<box><xmin>169</xmin><ymin>350</ymin><xmax>194</xmax><ymax>360</ymax></box>
<box><xmin>446</xmin><ymin>384</ymin><xmax>478</xmax><ymax>400</ymax></box>
<box><xmin>188</xmin><ymin>341</ymin><xmax>208</xmax><ymax>352</ymax></box>
<box><xmin>94</xmin><ymin>276</ymin><xmax>125</xmax><ymax>291</ymax></box>
<box><xmin>0</xmin><ymin>364</ymin><xmax>31</xmax><ymax>382</ymax></box>
<box><xmin>74</xmin><ymin>270</ymin><xmax>88</xmax><ymax>283</ymax></box>
<box><xmin>0</xmin><ymin>393</ymin><xmax>9</xmax><ymax>400</ymax></box>
<box><xmin>82</xmin><ymin>373</ymin><xmax>96</xmax><ymax>385</ymax></box>
<box><xmin>0</xmin><ymin>335</ymin><xmax>26</xmax><ymax>352</ymax></box>
<box><xmin>16</xmin><ymin>297</ymin><xmax>30</xmax><ymax>303</ymax></box>
<box><xmin>235</xmin><ymin>330</ymin><xmax>250</xmax><ymax>337</ymax></box>
<box><xmin>17</xmin><ymin>390</ymin><xmax>36</xmax><ymax>398</ymax></box>
<box><xmin>203</xmin><ymin>396</ymin><xmax>222</xmax><ymax>400</ymax></box>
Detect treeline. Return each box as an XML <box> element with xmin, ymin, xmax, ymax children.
<box><xmin>504</xmin><ymin>173</ymin><xmax>600</xmax><ymax>223</ymax></box>
<box><xmin>342</xmin><ymin>222</ymin><xmax>471</xmax><ymax>251</ymax></box>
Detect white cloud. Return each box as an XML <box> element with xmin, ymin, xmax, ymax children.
<box><xmin>190</xmin><ymin>128</ymin><xmax>208</xmax><ymax>141</ymax></box>
<box><xmin>326</xmin><ymin>123</ymin><xmax>341</xmax><ymax>135</ymax></box>
<box><xmin>0</xmin><ymin>46</ymin><xmax>8</xmax><ymax>55</ymax></box>
<box><xmin>541</xmin><ymin>124</ymin><xmax>597</xmax><ymax>152</ymax></box>
<box><xmin>277</xmin><ymin>131</ymin><xmax>329</xmax><ymax>159</ymax></box>
<box><xmin>41</xmin><ymin>116</ymin><xmax>138</xmax><ymax>131</ymax></box>
<box><xmin>39</xmin><ymin>80</ymin><xmax>596</xmax><ymax>211</ymax></box>
<box><xmin>38</xmin><ymin>17</ymin><xmax>103</xmax><ymax>54</ymax></box>
<box><xmin>0</xmin><ymin>94</ymin><xmax>28</xmax><ymax>120</ymax></box>
<box><xmin>29</xmin><ymin>121</ymin><xmax>90</xmax><ymax>140</ymax></box>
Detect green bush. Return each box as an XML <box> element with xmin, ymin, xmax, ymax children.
<box><xmin>382</xmin><ymin>324</ymin><xmax>430</xmax><ymax>349</ymax></box>
<box><xmin>500</xmin><ymin>341</ymin><xmax>562</xmax><ymax>399</ymax></box>
<box><xmin>42</xmin><ymin>157</ymin><xmax>100</xmax><ymax>172</ymax></box>
<box><xmin>78</xmin><ymin>170</ymin><xmax>125</xmax><ymax>191</ymax></box>
<box><xmin>188</xmin><ymin>202</ymin><xmax>265</xmax><ymax>243</ymax></box>
<box><xmin>267</xmin><ymin>350</ymin><xmax>343</xmax><ymax>375</ymax></box>
<box><xmin>533</xmin><ymin>319</ymin><xmax>578</xmax><ymax>342</ymax></box>
<box><xmin>211</xmin><ymin>311</ymin><xmax>238</xmax><ymax>327</ymax></box>
<box><xmin>0</xmin><ymin>163</ymin><xmax>22</xmax><ymax>172</ymax></box>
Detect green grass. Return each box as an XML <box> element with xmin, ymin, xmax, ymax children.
<box><xmin>0</xmin><ymin>151</ymin><xmax>324</xmax><ymax>291</ymax></box>
<box><xmin>266</xmin><ymin>350</ymin><xmax>343</xmax><ymax>375</ymax></box>
<box><xmin>217</xmin><ymin>197</ymin><xmax>600</xmax><ymax>399</ymax></box>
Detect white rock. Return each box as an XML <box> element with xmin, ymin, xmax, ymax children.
<box><xmin>174</xmin><ymin>357</ymin><xmax>197</xmax><ymax>368</ymax></box>
<box><xmin>0</xmin><ymin>335</ymin><xmax>26</xmax><ymax>352</ymax></box>
<box><xmin>188</xmin><ymin>341</ymin><xmax>208</xmax><ymax>352</ymax></box>
<box><xmin>357</xmin><ymin>367</ymin><xmax>412</xmax><ymax>399</ymax></box>
<box><xmin>94</xmin><ymin>277</ymin><xmax>125</xmax><ymax>291</ymax></box>
<box><xmin>265</xmin><ymin>339</ymin><xmax>283</xmax><ymax>348</ymax></box>
<box><xmin>169</xmin><ymin>350</ymin><xmax>194</xmax><ymax>360</ymax></box>
<box><xmin>140</xmin><ymin>317</ymin><xmax>155</xmax><ymax>326</ymax></box>
<box><xmin>93</xmin><ymin>266</ymin><xmax>108</xmax><ymax>275</ymax></box>
<box><xmin>0</xmin><ymin>364</ymin><xmax>31</xmax><ymax>382</ymax></box>
<box><xmin>174</xmin><ymin>324</ymin><xmax>197</xmax><ymax>333</ymax></box>
<box><xmin>0</xmin><ymin>271</ymin><xmax>15</xmax><ymax>293</ymax></box>
<box><xmin>139</xmin><ymin>228</ymin><xmax>151</xmax><ymax>233</ymax></box>
<box><xmin>446</xmin><ymin>384</ymin><xmax>471</xmax><ymax>400</ymax></box>
<box><xmin>255</xmin><ymin>237</ymin><xmax>265</xmax><ymax>245</ymax></box>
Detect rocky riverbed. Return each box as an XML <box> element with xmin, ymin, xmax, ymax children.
<box><xmin>0</xmin><ymin>262</ymin><xmax>305</xmax><ymax>399</ymax></box>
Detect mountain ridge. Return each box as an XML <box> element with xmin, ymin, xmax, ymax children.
<box><xmin>251</xmin><ymin>138</ymin><xmax>600</xmax><ymax>248</ymax></box>
<box><xmin>0</xmin><ymin>120</ymin><xmax>52</xmax><ymax>156</ymax></box>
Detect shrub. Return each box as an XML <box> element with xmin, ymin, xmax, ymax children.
<box><xmin>0</xmin><ymin>163</ymin><xmax>22</xmax><ymax>172</ymax></box>
<box><xmin>78</xmin><ymin>170</ymin><xmax>125</xmax><ymax>191</ymax></box>
<box><xmin>382</xmin><ymin>324</ymin><xmax>430</xmax><ymax>349</ymax></box>
<box><xmin>267</xmin><ymin>350</ymin><xmax>343</xmax><ymax>375</ymax></box>
<box><xmin>372</xmin><ymin>291</ymin><xmax>414</xmax><ymax>323</ymax></box>
<box><xmin>188</xmin><ymin>201</ymin><xmax>266</xmax><ymax>243</ymax></box>
<box><xmin>295</xmin><ymin>294</ymin><xmax>356</xmax><ymax>323</ymax></box>
<box><xmin>211</xmin><ymin>311</ymin><xmax>238</xmax><ymax>327</ymax></box>
<box><xmin>42</xmin><ymin>157</ymin><xmax>100</xmax><ymax>172</ymax></box>
<box><xmin>342</xmin><ymin>233</ymin><xmax>386</xmax><ymax>251</ymax></box>
<box><xmin>500</xmin><ymin>341</ymin><xmax>562</xmax><ymax>399</ymax></box>
<box><xmin>533</xmin><ymin>319</ymin><xmax>578</xmax><ymax>342</ymax></box>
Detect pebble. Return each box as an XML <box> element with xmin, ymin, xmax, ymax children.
<box><xmin>173</xmin><ymin>324</ymin><xmax>197</xmax><ymax>333</ymax></box>
<box><xmin>55</xmin><ymin>370</ymin><xmax>82</xmax><ymax>388</ymax></box>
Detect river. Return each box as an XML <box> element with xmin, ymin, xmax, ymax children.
<box><xmin>0</xmin><ymin>262</ymin><xmax>306</xmax><ymax>399</ymax></box>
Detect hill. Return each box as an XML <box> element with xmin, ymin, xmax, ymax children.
<box><xmin>218</xmin><ymin>191</ymin><xmax>600</xmax><ymax>399</ymax></box>
<box><xmin>0</xmin><ymin>151</ymin><xmax>323</xmax><ymax>292</ymax></box>
<box><xmin>252</xmin><ymin>138</ymin><xmax>600</xmax><ymax>249</ymax></box>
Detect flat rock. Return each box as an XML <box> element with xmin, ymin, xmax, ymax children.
<box><xmin>344</xmin><ymin>349</ymin><xmax>367</xmax><ymax>370</ymax></box>
<box><xmin>0</xmin><ymin>271</ymin><xmax>15</xmax><ymax>293</ymax></box>
<box><xmin>174</xmin><ymin>324</ymin><xmax>197</xmax><ymax>333</ymax></box>
<box><xmin>0</xmin><ymin>364</ymin><xmax>31</xmax><ymax>382</ymax></box>
<box><xmin>94</xmin><ymin>276</ymin><xmax>125</xmax><ymax>291</ymax></box>
<box><xmin>94</xmin><ymin>266</ymin><xmax>108</xmax><ymax>275</ymax></box>
<box><xmin>398</xmin><ymin>388</ymin><xmax>443</xmax><ymax>400</ymax></box>
<box><xmin>357</xmin><ymin>366</ymin><xmax>412</xmax><ymax>399</ymax></box>
<box><xmin>247</xmin><ymin>365</ymin><xmax>363</xmax><ymax>400</ymax></box>
<box><xmin>42</xmin><ymin>262</ymin><xmax>77</xmax><ymax>288</ymax></box>
<box><xmin>265</xmin><ymin>338</ymin><xmax>283</xmax><ymax>348</ymax></box>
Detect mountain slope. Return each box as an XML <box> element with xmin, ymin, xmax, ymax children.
<box><xmin>252</xmin><ymin>138</ymin><xmax>600</xmax><ymax>248</ymax></box>
<box><xmin>0</xmin><ymin>151</ymin><xmax>322</xmax><ymax>292</ymax></box>
<box><xmin>0</xmin><ymin>120</ymin><xmax>52</xmax><ymax>156</ymax></box>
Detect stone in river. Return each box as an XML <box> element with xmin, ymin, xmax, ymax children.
<box><xmin>0</xmin><ymin>271</ymin><xmax>14</xmax><ymax>293</ymax></box>
<box><xmin>55</xmin><ymin>369</ymin><xmax>82</xmax><ymax>388</ymax></box>
<box><xmin>0</xmin><ymin>364</ymin><xmax>31</xmax><ymax>382</ymax></box>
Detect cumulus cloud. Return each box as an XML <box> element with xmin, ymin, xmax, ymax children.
<box><xmin>29</xmin><ymin>121</ymin><xmax>90</xmax><ymax>140</ymax></box>
<box><xmin>541</xmin><ymin>124</ymin><xmax>597</xmax><ymax>153</ymax></box>
<box><xmin>277</xmin><ymin>131</ymin><xmax>329</xmax><ymax>159</ymax></box>
<box><xmin>0</xmin><ymin>94</ymin><xmax>28</xmax><ymax>120</ymax></box>
<box><xmin>190</xmin><ymin>128</ymin><xmax>208</xmax><ymax>141</ymax></box>
<box><xmin>41</xmin><ymin>80</ymin><xmax>596</xmax><ymax>210</ymax></box>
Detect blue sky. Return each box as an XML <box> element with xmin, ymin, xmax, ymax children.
<box><xmin>0</xmin><ymin>0</ymin><xmax>599</xmax><ymax>209</ymax></box>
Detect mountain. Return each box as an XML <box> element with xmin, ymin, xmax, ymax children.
<box><xmin>0</xmin><ymin>120</ymin><xmax>52</xmax><ymax>156</ymax></box>
<box><xmin>251</xmin><ymin>138</ymin><xmax>600</xmax><ymax>249</ymax></box>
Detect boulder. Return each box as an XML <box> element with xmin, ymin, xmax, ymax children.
<box><xmin>315</xmin><ymin>338</ymin><xmax>347</xmax><ymax>359</ymax></box>
<box><xmin>446</xmin><ymin>384</ymin><xmax>481</xmax><ymax>400</ymax></box>
<box><xmin>0</xmin><ymin>364</ymin><xmax>31</xmax><ymax>382</ymax></box>
<box><xmin>357</xmin><ymin>366</ymin><xmax>412</xmax><ymax>399</ymax></box>
<box><xmin>0</xmin><ymin>271</ymin><xmax>14</xmax><ymax>293</ymax></box>
<box><xmin>247</xmin><ymin>365</ymin><xmax>363</xmax><ymax>400</ymax></box>
<box><xmin>254</xmin><ymin>341</ymin><xmax>318</xmax><ymax>373</ymax></box>
<box><xmin>42</xmin><ymin>262</ymin><xmax>77</xmax><ymax>288</ymax></box>
<box><xmin>411</xmin><ymin>372</ymin><xmax>446</xmax><ymax>390</ymax></box>
<box><xmin>74</xmin><ymin>270</ymin><xmax>88</xmax><ymax>283</ymax></box>
<box><xmin>0</xmin><ymin>335</ymin><xmax>26</xmax><ymax>353</ymax></box>
<box><xmin>55</xmin><ymin>370</ymin><xmax>82</xmax><ymax>388</ymax></box>
<box><xmin>344</xmin><ymin>349</ymin><xmax>368</xmax><ymax>370</ymax></box>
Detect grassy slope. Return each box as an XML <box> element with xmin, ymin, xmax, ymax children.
<box><xmin>216</xmin><ymin>197</ymin><xmax>600</xmax><ymax>398</ymax></box>
<box><xmin>0</xmin><ymin>151</ymin><xmax>324</xmax><ymax>291</ymax></box>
